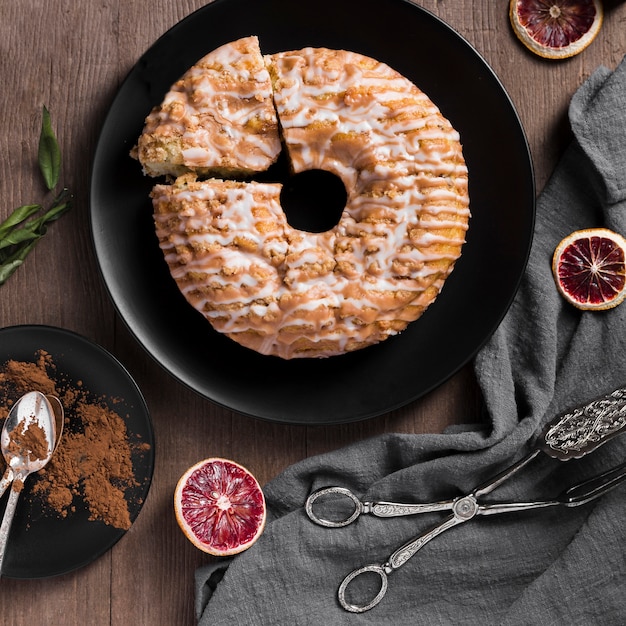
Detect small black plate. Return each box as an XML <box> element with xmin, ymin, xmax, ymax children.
<box><xmin>90</xmin><ymin>0</ymin><xmax>535</xmax><ymax>425</ymax></box>
<box><xmin>0</xmin><ymin>325</ymin><xmax>154</xmax><ymax>579</ymax></box>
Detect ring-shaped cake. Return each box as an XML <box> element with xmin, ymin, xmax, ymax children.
<box><xmin>134</xmin><ymin>36</ymin><xmax>470</xmax><ymax>359</ymax></box>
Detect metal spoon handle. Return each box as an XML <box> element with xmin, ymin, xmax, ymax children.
<box><xmin>0</xmin><ymin>482</ymin><xmax>22</xmax><ymax>574</ymax></box>
<box><xmin>541</xmin><ymin>386</ymin><xmax>626</xmax><ymax>460</ymax></box>
<box><xmin>0</xmin><ymin>468</ymin><xmax>12</xmax><ymax>499</ymax></box>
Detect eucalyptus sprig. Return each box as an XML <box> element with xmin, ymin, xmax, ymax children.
<box><xmin>0</xmin><ymin>106</ymin><xmax>71</xmax><ymax>285</ymax></box>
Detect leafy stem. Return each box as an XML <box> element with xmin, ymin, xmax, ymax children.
<box><xmin>0</xmin><ymin>107</ymin><xmax>71</xmax><ymax>286</ymax></box>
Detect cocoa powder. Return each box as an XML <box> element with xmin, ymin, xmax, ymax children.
<box><xmin>7</xmin><ymin>420</ymin><xmax>50</xmax><ymax>464</ymax></box>
<box><xmin>0</xmin><ymin>350</ymin><xmax>151</xmax><ymax>530</ymax></box>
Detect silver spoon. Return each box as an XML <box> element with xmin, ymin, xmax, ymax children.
<box><xmin>0</xmin><ymin>393</ymin><xmax>63</xmax><ymax>497</ymax></box>
<box><xmin>0</xmin><ymin>391</ymin><xmax>58</xmax><ymax>574</ymax></box>
<box><xmin>46</xmin><ymin>394</ymin><xmax>64</xmax><ymax>452</ymax></box>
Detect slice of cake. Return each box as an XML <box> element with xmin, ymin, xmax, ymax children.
<box><xmin>132</xmin><ymin>35</ymin><xmax>281</xmax><ymax>178</ymax></box>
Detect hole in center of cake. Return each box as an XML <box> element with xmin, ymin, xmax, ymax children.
<box><xmin>280</xmin><ymin>170</ymin><xmax>347</xmax><ymax>233</ymax></box>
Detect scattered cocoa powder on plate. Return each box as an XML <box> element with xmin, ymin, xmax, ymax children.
<box><xmin>0</xmin><ymin>350</ymin><xmax>151</xmax><ymax>531</ymax></box>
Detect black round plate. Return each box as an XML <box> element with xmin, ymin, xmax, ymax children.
<box><xmin>90</xmin><ymin>0</ymin><xmax>535</xmax><ymax>425</ymax></box>
<box><xmin>0</xmin><ymin>325</ymin><xmax>154</xmax><ymax>579</ymax></box>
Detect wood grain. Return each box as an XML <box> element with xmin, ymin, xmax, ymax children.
<box><xmin>1</xmin><ymin>1</ymin><xmax>625</xmax><ymax>623</ymax></box>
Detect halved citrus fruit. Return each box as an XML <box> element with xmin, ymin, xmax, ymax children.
<box><xmin>509</xmin><ymin>0</ymin><xmax>603</xmax><ymax>59</ymax></box>
<box><xmin>552</xmin><ymin>228</ymin><xmax>626</xmax><ymax>310</ymax></box>
<box><xmin>174</xmin><ymin>457</ymin><xmax>266</xmax><ymax>556</ymax></box>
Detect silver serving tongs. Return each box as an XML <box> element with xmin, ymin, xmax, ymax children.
<box><xmin>306</xmin><ymin>386</ymin><xmax>626</xmax><ymax>613</ymax></box>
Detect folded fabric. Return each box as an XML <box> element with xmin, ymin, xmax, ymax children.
<box><xmin>196</xmin><ymin>55</ymin><xmax>626</xmax><ymax>625</ymax></box>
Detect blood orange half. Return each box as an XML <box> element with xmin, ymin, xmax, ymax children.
<box><xmin>552</xmin><ymin>228</ymin><xmax>626</xmax><ymax>310</ymax></box>
<box><xmin>174</xmin><ymin>457</ymin><xmax>266</xmax><ymax>556</ymax></box>
<box><xmin>509</xmin><ymin>0</ymin><xmax>603</xmax><ymax>60</ymax></box>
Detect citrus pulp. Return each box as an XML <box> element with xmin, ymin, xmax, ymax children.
<box><xmin>552</xmin><ymin>228</ymin><xmax>626</xmax><ymax>310</ymax></box>
<box><xmin>174</xmin><ymin>457</ymin><xmax>266</xmax><ymax>556</ymax></box>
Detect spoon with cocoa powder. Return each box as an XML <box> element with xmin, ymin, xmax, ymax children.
<box><xmin>0</xmin><ymin>394</ymin><xmax>63</xmax><ymax>498</ymax></box>
<box><xmin>0</xmin><ymin>391</ymin><xmax>57</xmax><ymax>574</ymax></box>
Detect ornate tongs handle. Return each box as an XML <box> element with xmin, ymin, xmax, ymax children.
<box><xmin>541</xmin><ymin>386</ymin><xmax>626</xmax><ymax>460</ymax></box>
<box><xmin>305</xmin><ymin>486</ymin><xmax>452</xmax><ymax>528</ymax></box>
<box><xmin>337</xmin><ymin>496</ymin><xmax>480</xmax><ymax>613</ymax></box>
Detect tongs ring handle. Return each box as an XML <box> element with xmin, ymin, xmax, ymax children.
<box><xmin>305</xmin><ymin>486</ymin><xmax>362</xmax><ymax>528</ymax></box>
<box><xmin>338</xmin><ymin>564</ymin><xmax>388</xmax><ymax>613</ymax></box>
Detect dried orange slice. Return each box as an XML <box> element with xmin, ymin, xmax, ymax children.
<box><xmin>552</xmin><ymin>228</ymin><xmax>626</xmax><ymax>310</ymax></box>
<box><xmin>509</xmin><ymin>0</ymin><xmax>603</xmax><ymax>59</ymax></box>
<box><xmin>174</xmin><ymin>457</ymin><xmax>266</xmax><ymax>556</ymax></box>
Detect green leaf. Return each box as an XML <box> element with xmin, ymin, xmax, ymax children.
<box><xmin>41</xmin><ymin>189</ymin><xmax>72</xmax><ymax>224</ymax></box>
<box><xmin>0</xmin><ymin>239</ymin><xmax>39</xmax><ymax>285</ymax></box>
<box><xmin>38</xmin><ymin>106</ymin><xmax>61</xmax><ymax>190</ymax></box>
<box><xmin>0</xmin><ymin>193</ymin><xmax>71</xmax><ymax>251</ymax></box>
<box><xmin>0</xmin><ymin>227</ymin><xmax>42</xmax><ymax>250</ymax></box>
<box><xmin>0</xmin><ymin>204</ymin><xmax>42</xmax><ymax>240</ymax></box>
<box><xmin>0</xmin><ymin>259</ymin><xmax>25</xmax><ymax>285</ymax></box>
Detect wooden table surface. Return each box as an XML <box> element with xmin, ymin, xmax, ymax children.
<box><xmin>1</xmin><ymin>1</ymin><xmax>625</xmax><ymax>623</ymax></box>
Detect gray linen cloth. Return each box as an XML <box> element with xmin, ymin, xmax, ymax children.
<box><xmin>196</xmin><ymin>56</ymin><xmax>626</xmax><ymax>625</ymax></box>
